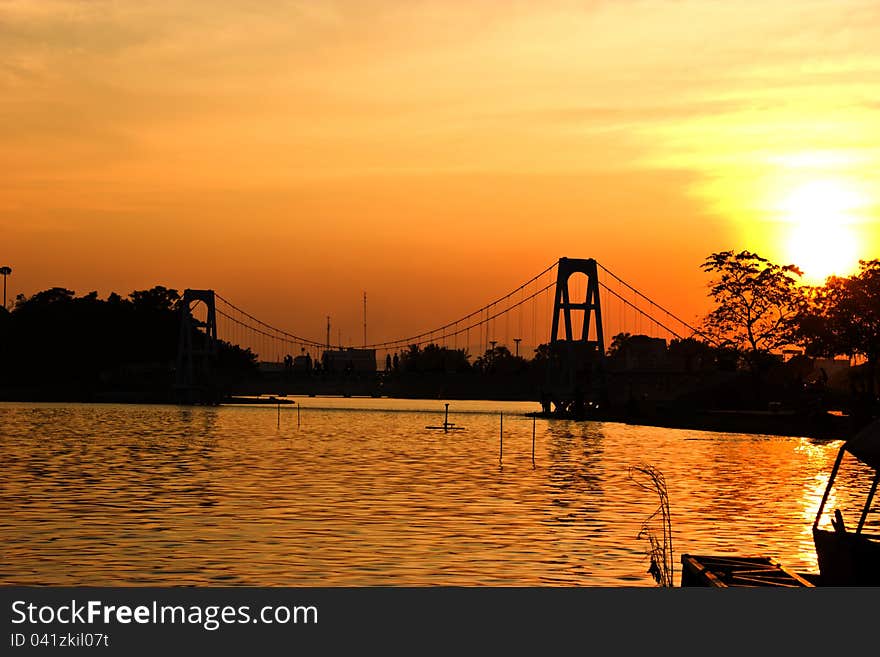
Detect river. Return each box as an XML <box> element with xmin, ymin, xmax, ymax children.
<box><xmin>0</xmin><ymin>399</ymin><xmax>855</xmax><ymax>586</ymax></box>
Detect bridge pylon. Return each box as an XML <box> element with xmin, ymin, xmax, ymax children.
<box><xmin>543</xmin><ymin>258</ymin><xmax>607</xmax><ymax>417</ymax></box>
<box><xmin>174</xmin><ymin>289</ymin><xmax>219</xmax><ymax>405</ymax></box>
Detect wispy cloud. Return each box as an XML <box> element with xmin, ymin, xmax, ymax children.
<box><xmin>3</xmin><ymin>1</ymin><xmax>880</xmax><ymax>286</ymax></box>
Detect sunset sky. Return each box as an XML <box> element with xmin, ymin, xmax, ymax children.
<box><xmin>3</xmin><ymin>1</ymin><xmax>879</xmax><ymax>350</ymax></box>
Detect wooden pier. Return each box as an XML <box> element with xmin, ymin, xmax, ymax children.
<box><xmin>681</xmin><ymin>554</ymin><xmax>815</xmax><ymax>587</ymax></box>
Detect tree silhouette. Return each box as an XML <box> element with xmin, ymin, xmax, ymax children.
<box><xmin>0</xmin><ymin>286</ymin><xmax>255</xmax><ymax>400</ymax></box>
<box><xmin>606</xmin><ymin>332</ymin><xmax>633</xmax><ymax>357</ymax></box>
<box><xmin>799</xmin><ymin>259</ymin><xmax>880</xmax><ymax>399</ymax></box>
<box><xmin>474</xmin><ymin>344</ymin><xmax>526</xmax><ymax>375</ymax></box>
<box><xmin>701</xmin><ymin>250</ymin><xmax>805</xmax><ymax>372</ymax></box>
<box><xmin>398</xmin><ymin>343</ymin><xmax>470</xmax><ymax>374</ymax></box>
<box><xmin>130</xmin><ymin>286</ymin><xmax>180</xmax><ymax>313</ymax></box>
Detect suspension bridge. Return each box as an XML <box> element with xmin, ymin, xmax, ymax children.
<box><xmin>174</xmin><ymin>257</ymin><xmax>708</xmax><ymax>410</ymax></box>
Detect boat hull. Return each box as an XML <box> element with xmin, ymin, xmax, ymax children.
<box><xmin>812</xmin><ymin>527</ymin><xmax>880</xmax><ymax>586</ymax></box>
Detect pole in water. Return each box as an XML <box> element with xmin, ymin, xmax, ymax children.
<box><xmin>444</xmin><ymin>403</ymin><xmax>449</xmax><ymax>433</ymax></box>
<box><xmin>277</xmin><ymin>402</ymin><xmax>281</xmax><ymax>429</ymax></box>
<box><xmin>297</xmin><ymin>403</ymin><xmax>301</xmax><ymax>428</ymax></box>
<box><xmin>499</xmin><ymin>412</ymin><xmax>504</xmax><ymax>464</ymax></box>
<box><xmin>532</xmin><ymin>415</ymin><xmax>536</xmax><ymax>464</ymax></box>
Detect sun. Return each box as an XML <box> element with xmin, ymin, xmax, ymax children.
<box><xmin>777</xmin><ymin>179</ymin><xmax>863</xmax><ymax>285</ymax></box>
<box><xmin>786</xmin><ymin>222</ymin><xmax>857</xmax><ymax>284</ymax></box>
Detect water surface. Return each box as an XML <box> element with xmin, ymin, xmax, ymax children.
<box><xmin>0</xmin><ymin>399</ymin><xmax>865</xmax><ymax>586</ymax></box>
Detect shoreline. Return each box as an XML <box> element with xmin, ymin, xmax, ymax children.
<box><xmin>0</xmin><ymin>390</ymin><xmax>860</xmax><ymax>440</ymax></box>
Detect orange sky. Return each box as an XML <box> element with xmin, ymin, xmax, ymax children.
<box><xmin>3</xmin><ymin>1</ymin><xmax>879</xmax><ymax>351</ymax></box>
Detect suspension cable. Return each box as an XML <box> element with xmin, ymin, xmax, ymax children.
<box><xmin>598</xmin><ymin>282</ymin><xmax>686</xmax><ymax>340</ymax></box>
<box><xmin>362</xmin><ymin>259</ymin><xmax>559</xmax><ymax>350</ymax></box>
<box><xmin>597</xmin><ymin>261</ymin><xmax>714</xmax><ymax>343</ymax></box>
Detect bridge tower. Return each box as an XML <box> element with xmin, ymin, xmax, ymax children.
<box><xmin>175</xmin><ymin>289</ymin><xmax>219</xmax><ymax>405</ymax></box>
<box><xmin>544</xmin><ymin>258</ymin><xmax>607</xmax><ymax>417</ymax></box>
<box><xmin>550</xmin><ymin>257</ymin><xmax>605</xmax><ymax>350</ymax></box>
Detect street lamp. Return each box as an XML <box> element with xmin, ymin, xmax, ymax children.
<box><xmin>514</xmin><ymin>338</ymin><xmax>521</xmax><ymax>357</ymax></box>
<box><xmin>0</xmin><ymin>266</ymin><xmax>11</xmax><ymax>310</ymax></box>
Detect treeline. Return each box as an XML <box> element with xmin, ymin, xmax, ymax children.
<box><xmin>391</xmin><ymin>343</ymin><xmax>528</xmax><ymax>376</ymax></box>
<box><xmin>0</xmin><ymin>286</ymin><xmax>255</xmax><ymax>400</ymax></box>
<box><xmin>2</xmin><ymin>250</ymin><xmax>878</xmax><ymax>409</ymax></box>
<box><xmin>365</xmin><ymin>343</ymin><xmax>540</xmax><ymax>400</ymax></box>
<box><xmin>698</xmin><ymin>251</ymin><xmax>880</xmax><ymax>386</ymax></box>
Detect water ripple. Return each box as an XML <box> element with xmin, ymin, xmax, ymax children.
<box><xmin>0</xmin><ymin>400</ymin><xmax>854</xmax><ymax>586</ymax></box>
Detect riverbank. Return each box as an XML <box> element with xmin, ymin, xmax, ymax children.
<box><xmin>0</xmin><ymin>386</ymin><xmax>862</xmax><ymax>440</ymax></box>
<box><xmin>528</xmin><ymin>406</ymin><xmax>858</xmax><ymax>440</ymax></box>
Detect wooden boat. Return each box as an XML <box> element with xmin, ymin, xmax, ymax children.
<box><xmin>680</xmin><ymin>555</ymin><xmax>814</xmax><ymax>587</ymax></box>
<box><xmin>812</xmin><ymin>417</ymin><xmax>880</xmax><ymax>586</ymax></box>
<box><xmin>681</xmin><ymin>419</ymin><xmax>879</xmax><ymax>587</ymax></box>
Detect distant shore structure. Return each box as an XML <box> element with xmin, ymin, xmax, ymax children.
<box><xmin>0</xmin><ymin>265</ymin><xmax>11</xmax><ymax>310</ymax></box>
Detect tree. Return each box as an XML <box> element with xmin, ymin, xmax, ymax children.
<box><xmin>0</xmin><ymin>286</ymin><xmax>255</xmax><ymax>397</ymax></box>
<box><xmin>606</xmin><ymin>332</ymin><xmax>633</xmax><ymax>358</ymax></box>
<box><xmin>13</xmin><ymin>287</ymin><xmax>75</xmax><ymax>311</ymax></box>
<box><xmin>129</xmin><ymin>286</ymin><xmax>180</xmax><ymax>313</ymax></box>
<box><xmin>398</xmin><ymin>343</ymin><xmax>470</xmax><ymax>374</ymax></box>
<box><xmin>799</xmin><ymin>259</ymin><xmax>880</xmax><ymax>397</ymax></box>
<box><xmin>701</xmin><ymin>250</ymin><xmax>805</xmax><ymax>372</ymax></box>
<box><xmin>474</xmin><ymin>344</ymin><xmax>526</xmax><ymax>375</ymax></box>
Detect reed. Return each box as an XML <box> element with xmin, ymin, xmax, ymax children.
<box><xmin>629</xmin><ymin>464</ymin><xmax>674</xmax><ymax>587</ymax></box>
